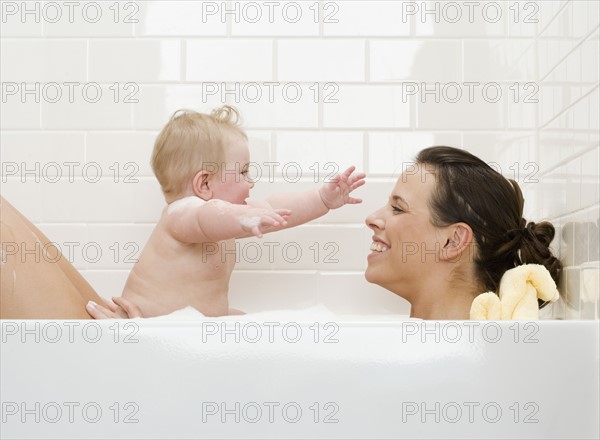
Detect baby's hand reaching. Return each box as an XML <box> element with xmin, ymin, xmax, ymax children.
<box><xmin>319</xmin><ymin>166</ymin><xmax>366</xmax><ymax>209</ymax></box>
<box><xmin>239</xmin><ymin>207</ymin><xmax>291</xmax><ymax>238</ymax></box>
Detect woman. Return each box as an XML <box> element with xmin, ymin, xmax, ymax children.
<box><xmin>0</xmin><ymin>146</ymin><xmax>561</xmax><ymax>320</ymax></box>
<box><xmin>0</xmin><ymin>197</ymin><xmax>104</xmax><ymax>318</ymax></box>
<box><xmin>365</xmin><ymin>146</ymin><xmax>561</xmax><ymax>319</ymax></box>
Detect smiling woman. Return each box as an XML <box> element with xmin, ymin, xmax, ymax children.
<box><xmin>365</xmin><ymin>146</ymin><xmax>562</xmax><ymax>320</ymax></box>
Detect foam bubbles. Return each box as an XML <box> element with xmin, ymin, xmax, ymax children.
<box><xmin>167</xmin><ymin>196</ymin><xmax>207</xmax><ymax>215</ymax></box>
<box><xmin>239</xmin><ymin>216</ymin><xmax>260</xmax><ymax>229</ymax></box>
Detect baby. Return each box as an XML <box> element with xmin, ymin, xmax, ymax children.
<box><xmin>87</xmin><ymin>106</ymin><xmax>365</xmax><ymax>318</ymax></box>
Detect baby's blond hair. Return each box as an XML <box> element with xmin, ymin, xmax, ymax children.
<box><xmin>151</xmin><ymin>105</ymin><xmax>246</xmax><ymax>200</ymax></box>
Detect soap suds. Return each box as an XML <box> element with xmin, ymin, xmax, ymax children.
<box><xmin>239</xmin><ymin>216</ymin><xmax>260</xmax><ymax>229</ymax></box>
<box><xmin>206</xmin><ymin>199</ymin><xmax>229</xmax><ymax>216</ymax></box>
<box><xmin>167</xmin><ymin>197</ymin><xmax>206</xmax><ymax>215</ymax></box>
<box><xmin>207</xmin><ymin>199</ymin><xmax>227</xmax><ymax>207</ymax></box>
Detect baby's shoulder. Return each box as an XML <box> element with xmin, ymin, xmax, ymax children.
<box><xmin>167</xmin><ymin>196</ymin><xmax>207</xmax><ymax>215</ymax></box>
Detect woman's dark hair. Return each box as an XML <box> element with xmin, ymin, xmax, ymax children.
<box><xmin>416</xmin><ymin>146</ymin><xmax>562</xmax><ymax>308</ymax></box>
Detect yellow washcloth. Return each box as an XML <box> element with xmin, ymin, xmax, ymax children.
<box><xmin>470</xmin><ymin>264</ymin><xmax>559</xmax><ymax>320</ymax></box>
<box><xmin>469</xmin><ymin>292</ymin><xmax>502</xmax><ymax>320</ymax></box>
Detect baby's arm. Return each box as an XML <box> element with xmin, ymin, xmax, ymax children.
<box><xmin>261</xmin><ymin>166</ymin><xmax>366</xmax><ymax>228</ymax></box>
<box><xmin>167</xmin><ymin>199</ymin><xmax>291</xmax><ymax>243</ymax></box>
<box><xmin>167</xmin><ymin>167</ymin><xmax>363</xmax><ymax>243</ymax></box>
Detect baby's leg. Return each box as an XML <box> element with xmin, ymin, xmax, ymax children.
<box><xmin>228</xmin><ymin>308</ymin><xmax>246</xmax><ymax>315</ymax></box>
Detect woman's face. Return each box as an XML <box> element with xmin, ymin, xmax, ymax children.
<box><xmin>365</xmin><ymin>164</ymin><xmax>446</xmax><ymax>297</ymax></box>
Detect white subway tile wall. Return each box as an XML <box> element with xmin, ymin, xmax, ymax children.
<box><xmin>1</xmin><ymin>1</ymin><xmax>598</xmax><ymax>318</ymax></box>
<box><xmin>534</xmin><ymin>0</ymin><xmax>600</xmax><ymax>320</ymax></box>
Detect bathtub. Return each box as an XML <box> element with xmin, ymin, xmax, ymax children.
<box><xmin>1</xmin><ymin>314</ymin><xmax>598</xmax><ymax>439</ymax></box>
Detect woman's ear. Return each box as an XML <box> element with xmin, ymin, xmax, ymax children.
<box><xmin>192</xmin><ymin>170</ymin><xmax>212</xmax><ymax>200</ymax></box>
<box><xmin>440</xmin><ymin>223</ymin><xmax>473</xmax><ymax>262</ymax></box>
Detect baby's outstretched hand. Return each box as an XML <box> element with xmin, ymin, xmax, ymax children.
<box><xmin>239</xmin><ymin>208</ymin><xmax>291</xmax><ymax>238</ymax></box>
<box><xmin>319</xmin><ymin>166</ymin><xmax>366</xmax><ymax>209</ymax></box>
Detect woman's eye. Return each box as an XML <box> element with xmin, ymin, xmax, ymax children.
<box><xmin>391</xmin><ymin>205</ymin><xmax>404</xmax><ymax>213</ymax></box>
<box><xmin>241</xmin><ymin>170</ymin><xmax>248</xmax><ymax>175</ymax></box>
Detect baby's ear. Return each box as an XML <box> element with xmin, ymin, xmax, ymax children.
<box><xmin>192</xmin><ymin>170</ymin><xmax>212</xmax><ymax>199</ymax></box>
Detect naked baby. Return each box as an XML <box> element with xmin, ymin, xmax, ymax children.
<box><xmin>87</xmin><ymin>106</ymin><xmax>365</xmax><ymax>318</ymax></box>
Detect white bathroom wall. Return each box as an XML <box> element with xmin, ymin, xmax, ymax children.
<box><xmin>1</xmin><ymin>1</ymin><xmax>598</xmax><ymax>317</ymax></box>
<box><xmin>532</xmin><ymin>1</ymin><xmax>600</xmax><ymax>319</ymax></box>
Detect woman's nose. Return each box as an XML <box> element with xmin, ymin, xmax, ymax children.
<box><xmin>365</xmin><ymin>208</ymin><xmax>385</xmax><ymax>231</ymax></box>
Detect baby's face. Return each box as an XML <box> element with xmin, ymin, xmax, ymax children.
<box><xmin>209</xmin><ymin>134</ymin><xmax>254</xmax><ymax>205</ymax></box>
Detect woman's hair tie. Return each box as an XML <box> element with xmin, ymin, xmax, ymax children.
<box><xmin>522</xmin><ymin>220</ymin><xmax>535</xmax><ymax>241</ymax></box>
<box><xmin>519</xmin><ymin>218</ymin><xmax>535</xmax><ymax>239</ymax></box>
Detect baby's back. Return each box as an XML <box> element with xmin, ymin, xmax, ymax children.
<box><xmin>122</xmin><ymin>207</ymin><xmax>237</xmax><ymax>317</ymax></box>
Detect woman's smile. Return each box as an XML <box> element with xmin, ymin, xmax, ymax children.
<box><xmin>368</xmin><ymin>236</ymin><xmax>391</xmax><ymax>258</ymax></box>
